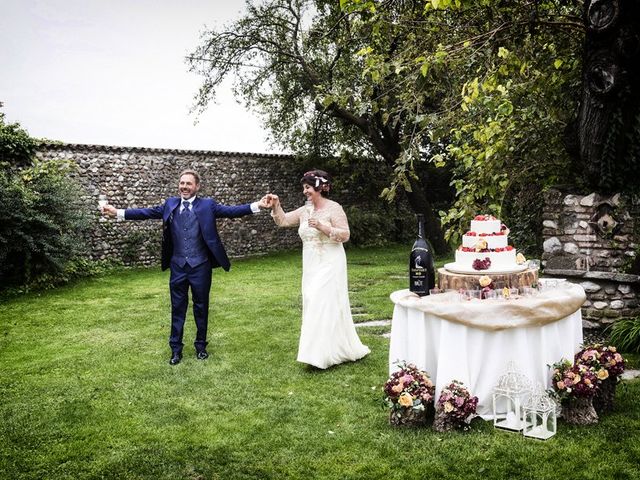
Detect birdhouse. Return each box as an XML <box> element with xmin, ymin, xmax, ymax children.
<box><xmin>492</xmin><ymin>361</ymin><xmax>532</xmax><ymax>431</ymax></box>
<box><xmin>522</xmin><ymin>384</ymin><xmax>557</xmax><ymax>440</ymax></box>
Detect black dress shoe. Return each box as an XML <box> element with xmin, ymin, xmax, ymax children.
<box><xmin>169</xmin><ymin>353</ymin><xmax>182</xmax><ymax>365</ymax></box>
<box><xmin>196</xmin><ymin>350</ymin><xmax>209</xmax><ymax>360</ymax></box>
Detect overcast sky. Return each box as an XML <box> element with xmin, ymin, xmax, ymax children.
<box><xmin>0</xmin><ymin>0</ymin><xmax>276</xmax><ymax>153</ymax></box>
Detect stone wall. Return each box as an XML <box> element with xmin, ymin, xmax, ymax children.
<box><xmin>542</xmin><ymin>188</ymin><xmax>640</xmax><ymax>325</ymax></box>
<box><xmin>37</xmin><ymin>143</ymin><xmax>307</xmax><ymax>267</ymax></box>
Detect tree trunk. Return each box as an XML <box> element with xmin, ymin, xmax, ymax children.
<box><xmin>576</xmin><ymin>0</ymin><xmax>640</xmax><ymax>192</ymax></box>
<box><xmin>577</xmin><ymin>50</ymin><xmax>618</xmax><ymax>187</ymax></box>
<box><xmin>323</xmin><ymin>105</ymin><xmax>449</xmax><ymax>253</ymax></box>
<box><xmin>404</xmin><ymin>176</ymin><xmax>449</xmax><ymax>255</ymax></box>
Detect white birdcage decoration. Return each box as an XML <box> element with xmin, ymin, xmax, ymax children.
<box><xmin>522</xmin><ymin>384</ymin><xmax>557</xmax><ymax>440</ymax></box>
<box><xmin>492</xmin><ymin>361</ymin><xmax>533</xmax><ymax>431</ymax></box>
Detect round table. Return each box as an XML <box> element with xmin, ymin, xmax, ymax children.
<box><xmin>388</xmin><ymin>283</ymin><xmax>586</xmax><ymax>418</ymax></box>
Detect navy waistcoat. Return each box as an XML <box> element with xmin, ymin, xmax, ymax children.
<box><xmin>171</xmin><ymin>206</ymin><xmax>209</xmax><ymax>267</ymax></box>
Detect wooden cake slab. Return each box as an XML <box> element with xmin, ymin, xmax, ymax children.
<box><xmin>437</xmin><ymin>267</ymin><xmax>539</xmax><ymax>290</ymax></box>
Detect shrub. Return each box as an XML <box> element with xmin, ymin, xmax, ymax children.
<box><xmin>608</xmin><ymin>317</ymin><xmax>640</xmax><ymax>354</ymax></box>
<box><xmin>0</xmin><ymin>159</ymin><xmax>92</xmax><ymax>289</ymax></box>
<box><xmin>0</xmin><ymin>111</ymin><xmax>94</xmax><ymax>291</ymax></box>
<box><xmin>0</xmin><ymin>109</ymin><xmax>37</xmax><ymax>169</ymax></box>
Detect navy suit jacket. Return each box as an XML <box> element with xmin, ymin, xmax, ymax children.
<box><xmin>124</xmin><ymin>196</ymin><xmax>253</xmax><ymax>271</ymax></box>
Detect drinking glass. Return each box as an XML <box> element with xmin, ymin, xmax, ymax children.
<box><xmin>520</xmin><ymin>286</ymin><xmax>536</xmax><ymax>297</ymax></box>
<box><xmin>484</xmin><ymin>290</ymin><xmax>498</xmax><ymax>300</ymax></box>
<box><xmin>528</xmin><ymin>259</ymin><xmax>541</xmax><ymax>271</ymax></box>
<box><xmin>98</xmin><ymin>194</ymin><xmax>108</xmax><ymax>211</ymax></box>
<box><xmin>465</xmin><ymin>289</ymin><xmax>482</xmax><ymax>300</ymax></box>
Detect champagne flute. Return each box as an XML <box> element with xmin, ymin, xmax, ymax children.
<box><xmin>98</xmin><ymin>194</ymin><xmax>108</xmax><ymax>212</ymax></box>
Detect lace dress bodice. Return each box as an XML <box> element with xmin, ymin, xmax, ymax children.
<box><xmin>271</xmin><ymin>200</ymin><xmax>350</xmax><ymax>244</ymax></box>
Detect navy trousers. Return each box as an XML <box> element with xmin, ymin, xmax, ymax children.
<box><xmin>168</xmin><ymin>259</ymin><xmax>212</xmax><ymax>354</ymax></box>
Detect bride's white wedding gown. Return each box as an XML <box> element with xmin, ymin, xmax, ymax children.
<box><xmin>272</xmin><ymin>200</ymin><xmax>370</xmax><ymax>369</ymax></box>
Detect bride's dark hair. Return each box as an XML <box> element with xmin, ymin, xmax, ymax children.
<box><xmin>300</xmin><ymin>169</ymin><xmax>331</xmax><ymax>197</ymax></box>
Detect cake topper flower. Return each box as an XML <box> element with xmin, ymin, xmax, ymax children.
<box><xmin>474</xmin><ymin>238</ymin><xmax>488</xmax><ymax>252</ymax></box>
<box><xmin>516</xmin><ymin>253</ymin><xmax>527</xmax><ymax>265</ymax></box>
<box><xmin>479</xmin><ymin>275</ymin><xmax>492</xmax><ymax>287</ymax></box>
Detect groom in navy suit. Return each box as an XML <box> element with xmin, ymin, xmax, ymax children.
<box><xmin>103</xmin><ymin>170</ymin><xmax>270</xmax><ymax>365</ymax></box>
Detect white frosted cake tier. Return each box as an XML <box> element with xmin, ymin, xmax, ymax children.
<box><xmin>462</xmin><ymin>234</ymin><xmax>508</xmax><ymax>249</ymax></box>
<box><xmin>454</xmin><ymin>249</ymin><xmax>518</xmax><ymax>271</ymax></box>
<box><xmin>470</xmin><ymin>219</ymin><xmax>501</xmax><ymax>234</ymax></box>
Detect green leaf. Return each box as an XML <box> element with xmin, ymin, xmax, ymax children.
<box><xmin>497</xmin><ymin>101</ymin><xmax>513</xmax><ymax>116</ymax></box>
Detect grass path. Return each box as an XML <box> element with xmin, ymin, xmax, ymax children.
<box><xmin>1</xmin><ymin>246</ymin><xmax>639</xmax><ymax>479</ymax></box>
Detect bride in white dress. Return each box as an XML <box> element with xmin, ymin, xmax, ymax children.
<box><xmin>269</xmin><ymin>170</ymin><xmax>370</xmax><ymax>369</ymax></box>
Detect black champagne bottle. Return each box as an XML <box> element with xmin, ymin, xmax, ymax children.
<box><xmin>409</xmin><ymin>214</ymin><xmax>435</xmax><ymax>296</ymax></box>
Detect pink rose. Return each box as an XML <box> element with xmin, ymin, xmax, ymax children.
<box><xmin>401</xmin><ymin>375</ymin><xmax>414</xmax><ymax>385</ymax></box>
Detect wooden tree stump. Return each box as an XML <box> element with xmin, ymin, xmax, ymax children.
<box><xmin>437</xmin><ymin>268</ymin><xmax>539</xmax><ymax>291</ymax></box>
<box><xmin>593</xmin><ymin>377</ymin><xmax>617</xmax><ymax>414</ymax></box>
<box><xmin>432</xmin><ymin>411</ymin><xmax>455</xmax><ymax>432</ymax></box>
<box><xmin>562</xmin><ymin>397</ymin><xmax>599</xmax><ymax>425</ymax></box>
<box><xmin>389</xmin><ymin>407</ymin><xmax>429</xmax><ymax>427</ymax></box>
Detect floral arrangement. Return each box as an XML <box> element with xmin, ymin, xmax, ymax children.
<box><xmin>550</xmin><ymin>359</ymin><xmax>600</xmax><ymax>401</ymax></box>
<box><xmin>575</xmin><ymin>344</ymin><xmax>626</xmax><ymax>414</ymax></box>
<box><xmin>479</xmin><ymin>275</ymin><xmax>494</xmax><ymax>299</ymax></box>
<box><xmin>384</xmin><ymin>362</ymin><xmax>435</xmax><ymax>417</ymax></box>
<box><xmin>575</xmin><ymin>344</ymin><xmax>625</xmax><ymax>380</ymax></box>
<box><xmin>551</xmin><ymin>344</ymin><xmax>625</xmax><ymax>421</ymax></box>
<box><xmin>474</xmin><ymin>238</ymin><xmax>489</xmax><ymax>252</ymax></box>
<box><xmin>434</xmin><ymin>380</ymin><xmax>478</xmax><ymax>430</ymax></box>
<box><xmin>472</xmin><ymin>257</ymin><xmax>491</xmax><ymax>270</ymax></box>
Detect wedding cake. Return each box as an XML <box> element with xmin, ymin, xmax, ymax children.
<box><xmin>445</xmin><ymin>214</ymin><xmax>526</xmax><ymax>273</ymax></box>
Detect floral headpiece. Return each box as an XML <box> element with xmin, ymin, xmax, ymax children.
<box><xmin>301</xmin><ymin>171</ymin><xmax>331</xmax><ymax>191</ymax></box>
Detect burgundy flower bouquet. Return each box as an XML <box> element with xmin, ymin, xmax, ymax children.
<box><xmin>433</xmin><ymin>380</ymin><xmax>478</xmax><ymax>431</ymax></box>
<box><xmin>575</xmin><ymin>344</ymin><xmax>625</xmax><ymax>379</ymax></box>
<box><xmin>550</xmin><ymin>358</ymin><xmax>601</xmax><ymax>425</ymax></box>
<box><xmin>574</xmin><ymin>344</ymin><xmax>625</xmax><ymax>414</ymax></box>
<box><xmin>551</xmin><ymin>359</ymin><xmax>599</xmax><ymax>400</ymax></box>
<box><xmin>384</xmin><ymin>362</ymin><xmax>435</xmax><ymax>426</ymax></box>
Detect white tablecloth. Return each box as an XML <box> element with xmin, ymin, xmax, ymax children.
<box><xmin>388</xmin><ymin>287</ymin><xmax>584</xmax><ymax>418</ymax></box>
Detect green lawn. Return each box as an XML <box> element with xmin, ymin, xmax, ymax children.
<box><xmin>1</xmin><ymin>245</ymin><xmax>639</xmax><ymax>480</ymax></box>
